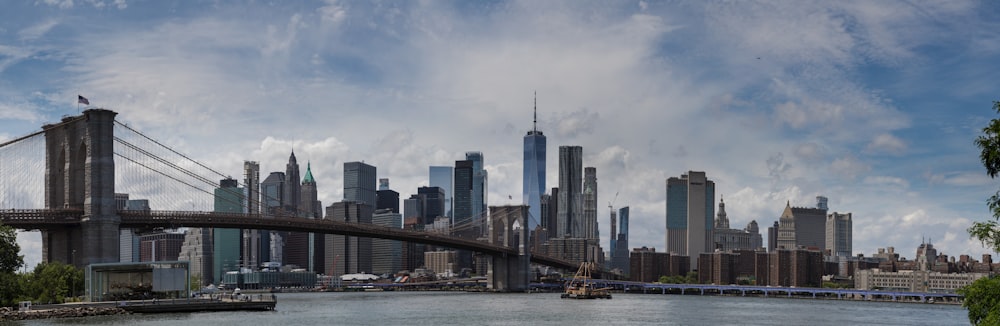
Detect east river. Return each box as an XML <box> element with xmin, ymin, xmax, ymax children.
<box><xmin>18</xmin><ymin>291</ymin><xmax>968</xmax><ymax>325</ymax></box>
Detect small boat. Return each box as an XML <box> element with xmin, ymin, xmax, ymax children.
<box><xmin>561</xmin><ymin>262</ymin><xmax>612</xmax><ymax>299</ymax></box>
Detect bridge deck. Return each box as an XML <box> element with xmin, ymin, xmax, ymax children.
<box><xmin>1</xmin><ymin>209</ymin><xmax>577</xmax><ymax>270</ymax></box>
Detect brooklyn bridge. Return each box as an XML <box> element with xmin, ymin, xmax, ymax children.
<box><xmin>0</xmin><ymin>108</ymin><xmax>578</xmax><ymax>291</ymax></box>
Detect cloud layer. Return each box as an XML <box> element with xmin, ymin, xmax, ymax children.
<box><xmin>2</xmin><ymin>1</ymin><xmax>999</xmax><ymax>269</ymax></box>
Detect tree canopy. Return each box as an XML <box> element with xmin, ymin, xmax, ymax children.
<box><xmin>0</xmin><ymin>221</ymin><xmax>24</xmax><ymax>274</ymax></box>
<box><xmin>963</xmin><ymin>100</ymin><xmax>1000</xmax><ymax>325</ymax></box>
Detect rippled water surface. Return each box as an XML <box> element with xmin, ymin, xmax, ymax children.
<box><xmin>21</xmin><ymin>291</ymin><xmax>969</xmax><ymax>326</ymax></box>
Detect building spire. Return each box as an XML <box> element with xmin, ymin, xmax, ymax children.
<box><xmin>533</xmin><ymin>91</ymin><xmax>537</xmax><ymax>132</ymax></box>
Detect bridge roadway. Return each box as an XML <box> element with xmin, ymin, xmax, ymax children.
<box><xmin>0</xmin><ymin>209</ymin><xmax>577</xmax><ymax>271</ymax></box>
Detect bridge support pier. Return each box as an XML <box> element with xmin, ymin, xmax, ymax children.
<box><xmin>486</xmin><ymin>205</ymin><xmax>530</xmax><ymax>292</ymax></box>
<box><xmin>42</xmin><ymin>109</ymin><xmax>120</xmax><ymax>268</ymax></box>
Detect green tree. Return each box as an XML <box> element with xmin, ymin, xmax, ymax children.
<box><xmin>959</xmin><ymin>276</ymin><xmax>1000</xmax><ymax>326</ymax></box>
<box><xmin>0</xmin><ymin>222</ymin><xmax>23</xmax><ymax>274</ymax></box>
<box><xmin>964</xmin><ymin>100</ymin><xmax>1000</xmax><ymax>325</ymax></box>
<box><xmin>21</xmin><ymin>262</ymin><xmax>83</xmax><ymax>304</ymax></box>
<box><xmin>0</xmin><ymin>222</ymin><xmax>25</xmax><ymax>306</ymax></box>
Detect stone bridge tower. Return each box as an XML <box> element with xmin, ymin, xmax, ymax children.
<box><xmin>486</xmin><ymin>205</ymin><xmax>530</xmax><ymax>292</ymax></box>
<box><xmin>41</xmin><ymin>108</ymin><xmax>119</xmax><ymax>268</ymax></box>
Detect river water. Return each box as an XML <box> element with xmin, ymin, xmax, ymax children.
<box><xmin>19</xmin><ymin>291</ymin><xmax>969</xmax><ymax>325</ymax></box>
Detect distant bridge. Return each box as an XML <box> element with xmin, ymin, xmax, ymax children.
<box><xmin>0</xmin><ymin>208</ymin><xmax>578</xmax><ymax>271</ymax></box>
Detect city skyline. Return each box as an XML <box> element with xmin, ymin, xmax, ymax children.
<box><xmin>2</xmin><ymin>2</ymin><xmax>999</xmax><ymax>269</ymax></box>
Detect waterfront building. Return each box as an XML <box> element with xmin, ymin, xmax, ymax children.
<box><xmin>213</xmin><ymin>177</ymin><xmax>244</xmax><ymax>284</ymax></box>
<box><xmin>344</xmin><ymin>161</ymin><xmax>377</xmax><ymax>208</ymax></box>
<box><xmin>371</xmin><ymin>209</ymin><xmax>403</xmax><ymax>276</ymax></box>
<box><xmin>523</xmin><ymin>95</ymin><xmax>546</xmax><ymax>231</ymax></box>
<box><xmin>557</xmin><ymin>146</ymin><xmax>583</xmax><ymax>238</ymax></box>
<box><xmin>376</xmin><ymin>178</ymin><xmax>400</xmax><ymax>213</ymax></box>
<box><xmin>767</xmin><ymin>248</ymin><xmax>823</xmax><ymax>287</ymax></box>
<box><xmin>855</xmin><ymin>269</ymin><xmax>989</xmax><ymax>293</ymax></box>
<box><xmin>430</xmin><ymin>166</ymin><xmax>454</xmax><ymax>219</ymax></box>
<box><xmin>776</xmin><ymin>201</ymin><xmax>828</xmax><ymax>251</ymax></box>
<box><xmin>665</xmin><ymin>171</ymin><xmax>715</xmax><ymax>270</ymax></box>
<box><xmin>826</xmin><ymin>212</ymin><xmax>852</xmax><ymax>257</ymax></box>
<box><xmin>712</xmin><ymin>198</ymin><xmax>764</xmax><ymax>251</ymax></box>
<box><xmin>697</xmin><ymin>250</ymin><xmax>757</xmax><ymax>285</ymax></box>
<box><xmin>325</xmin><ymin>201</ymin><xmax>373</xmax><ymax>276</ymax></box>
<box><xmin>221</xmin><ymin>270</ymin><xmax>317</xmax><ymax>290</ymax></box>
<box><xmin>629</xmin><ymin>247</ymin><xmax>689</xmax><ymax>283</ymax></box>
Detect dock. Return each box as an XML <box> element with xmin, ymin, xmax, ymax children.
<box><xmin>120</xmin><ymin>296</ymin><xmax>277</xmax><ymax>313</ymax></box>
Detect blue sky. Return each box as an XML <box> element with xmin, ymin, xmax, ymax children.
<box><xmin>2</xmin><ymin>0</ymin><xmax>999</xmax><ymax>269</ymax></box>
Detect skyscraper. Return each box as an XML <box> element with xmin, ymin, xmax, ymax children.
<box><xmin>610</xmin><ymin>206</ymin><xmax>630</xmax><ymax>274</ymax></box>
<box><xmin>344</xmin><ymin>161</ymin><xmax>377</xmax><ymax>208</ymax></box>
<box><xmin>776</xmin><ymin>201</ymin><xmax>828</xmax><ymax>251</ymax></box>
<box><xmin>371</xmin><ymin>209</ymin><xmax>403</xmax><ymax>275</ymax></box>
<box><xmin>453</xmin><ymin>160</ymin><xmax>473</xmax><ymax>225</ymax></box>
<box><xmin>417</xmin><ymin>186</ymin><xmax>446</xmax><ymax>225</ymax></box>
<box><xmin>429</xmin><ymin>166</ymin><xmax>454</xmax><ymax>219</ymax></box>
<box><xmin>557</xmin><ymin>146</ymin><xmax>583</xmax><ymax>238</ymax></box>
<box><xmin>826</xmin><ymin>212</ymin><xmax>852</xmax><ymax>257</ymax></box>
<box><xmin>301</xmin><ymin>163</ymin><xmax>321</xmax><ymax>217</ymax></box>
<box><xmin>214</xmin><ymin>177</ymin><xmax>244</xmax><ymax>284</ymax></box>
<box><xmin>665</xmin><ymin>171</ymin><xmax>715</xmax><ymax>270</ymax></box>
<box><xmin>260</xmin><ymin>171</ymin><xmax>285</xmax><ymax>264</ymax></box>
<box><xmin>583</xmin><ymin>167</ymin><xmax>598</xmax><ymax>239</ymax></box>
<box><xmin>284</xmin><ymin>154</ymin><xmax>311</xmax><ymax>270</ymax></box>
<box><xmin>284</xmin><ymin>152</ymin><xmax>301</xmax><ymax>213</ymax></box>
<box><xmin>466</xmin><ymin>152</ymin><xmax>487</xmax><ymax>222</ymax></box>
<box><xmin>300</xmin><ymin>163</ymin><xmax>324</xmax><ymax>272</ymax></box>
<box><xmin>325</xmin><ymin>201</ymin><xmax>373</xmax><ymax>276</ymax></box>
<box><xmin>241</xmin><ymin>161</ymin><xmax>267</xmax><ymax>268</ymax></box>
<box><xmin>376</xmin><ymin>178</ymin><xmax>400</xmax><ymax>213</ymax></box>
<box><xmin>523</xmin><ymin>94</ymin><xmax>546</xmax><ymax>231</ymax></box>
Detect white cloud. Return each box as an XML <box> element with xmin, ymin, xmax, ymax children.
<box><xmin>3</xmin><ymin>1</ymin><xmax>1000</xmax><ymax>267</ymax></box>
<box><xmin>18</xmin><ymin>20</ymin><xmax>59</xmax><ymax>41</ymax></box>
<box><xmin>38</xmin><ymin>0</ymin><xmax>74</xmax><ymax>9</ymax></box>
<box><xmin>863</xmin><ymin>175</ymin><xmax>910</xmax><ymax>189</ymax></box>
<box><xmin>318</xmin><ymin>0</ymin><xmax>348</xmax><ymax>26</ymax></box>
<box><xmin>865</xmin><ymin>133</ymin><xmax>907</xmax><ymax>155</ymax></box>
<box><xmin>830</xmin><ymin>155</ymin><xmax>870</xmax><ymax>179</ymax></box>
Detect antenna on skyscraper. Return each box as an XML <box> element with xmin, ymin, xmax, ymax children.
<box><xmin>533</xmin><ymin>91</ymin><xmax>537</xmax><ymax>132</ymax></box>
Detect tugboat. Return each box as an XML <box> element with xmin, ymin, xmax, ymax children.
<box><xmin>561</xmin><ymin>262</ymin><xmax>612</xmax><ymax>299</ymax></box>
